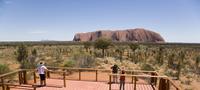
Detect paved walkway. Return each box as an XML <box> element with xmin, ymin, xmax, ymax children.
<box><xmin>11</xmin><ymin>79</ymin><xmax>154</xmax><ymax>90</ymax></box>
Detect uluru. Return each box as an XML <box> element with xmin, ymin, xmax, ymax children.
<box><xmin>73</xmin><ymin>28</ymin><xmax>165</xmax><ymax>42</ymax></box>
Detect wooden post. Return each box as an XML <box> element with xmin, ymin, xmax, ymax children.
<box><xmin>153</xmin><ymin>73</ymin><xmax>158</xmax><ymax>87</ymax></box>
<box><xmin>18</xmin><ymin>71</ymin><xmax>22</xmax><ymax>85</ymax></box>
<box><xmin>151</xmin><ymin>72</ymin><xmax>158</xmax><ymax>87</ymax></box>
<box><xmin>109</xmin><ymin>75</ymin><xmax>111</xmax><ymax>90</ymax></box>
<box><xmin>33</xmin><ymin>71</ymin><xmax>37</xmax><ymax>83</ymax></box>
<box><xmin>21</xmin><ymin>71</ymin><xmax>23</xmax><ymax>84</ymax></box>
<box><xmin>95</xmin><ymin>70</ymin><xmax>98</xmax><ymax>81</ymax></box>
<box><xmin>79</xmin><ymin>69</ymin><xmax>81</xmax><ymax>80</ymax></box>
<box><xmin>166</xmin><ymin>79</ymin><xmax>170</xmax><ymax>90</ymax></box>
<box><xmin>132</xmin><ymin>71</ymin><xmax>134</xmax><ymax>83</ymax></box>
<box><xmin>151</xmin><ymin>72</ymin><xmax>154</xmax><ymax>85</ymax></box>
<box><xmin>47</xmin><ymin>71</ymin><xmax>50</xmax><ymax>78</ymax></box>
<box><xmin>134</xmin><ymin>77</ymin><xmax>136</xmax><ymax>90</ymax></box>
<box><xmin>33</xmin><ymin>85</ymin><xmax>36</xmax><ymax>90</ymax></box>
<box><xmin>45</xmin><ymin>71</ymin><xmax>47</xmax><ymax>78</ymax></box>
<box><xmin>63</xmin><ymin>72</ymin><xmax>66</xmax><ymax>87</ymax></box>
<box><xmin>23</xmin><ymin>71</ymin><xmax>27</xmax><ymax>84</ymax></box>
<box><xmin>176</xmin><ymin>84</ymin><xmax>179</xmax><ymax>90</ymax></box>
<box><xmin>6</xmin><ymin>85</ymin><xmax>10</xmax><ymax>90</ymax></box>
<box><xmin>1</xmin><ymin>77</ymin><xmax>5</xmax><ymax>90</ymax></box>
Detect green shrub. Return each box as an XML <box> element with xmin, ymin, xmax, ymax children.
<box><xmin>20</xmin><ymin>60</ymin><xmax>37</xmax><ymax>69</ymax></box>
<box><xmin>31</xmin><ymin>49</ymin><xmax>37</xmax><ymax>57</ymax></box>
<box><xmin>195</xmin><ymin>56</ymin><xmax>200</xmax><ymax>69</ymax></box>
<box><xmin>0</xmin><ymin>64</ymin><xmax>10</xmax><ymax>74</ymax></box>
<box><xmin>72</xmin><ymin>52</ymin><xmax>95</xmax><ymax>68</ymax></box>
<box><xmin>17</xmin><ymin>44</ymin><xmax>28</xmax><ymax>62</ymax></box>
<box><xmin>164</xmin><ymin>69</ymin><xmax>176</xmax><ymax>77</ymax></box>
<box><xmin>140</xmin><ymin>64</ymin><xmax>155</xmax><ymax>71</ymax></box>
<box><xmin>64</xmin><ymin>60</ymin><xmax>75</xmax><ymax>67</ymax></box>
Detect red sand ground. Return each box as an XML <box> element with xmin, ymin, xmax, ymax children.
<box><xmin>11</xmin><ymin>79</ymin><xmax>153</xmax><ymax>90</ymax></box>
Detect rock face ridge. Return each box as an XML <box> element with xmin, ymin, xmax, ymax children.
<box><xmin>73</xmin><ymin>28</ymin><xmax>165</xmax><ymax>42</ymax></box>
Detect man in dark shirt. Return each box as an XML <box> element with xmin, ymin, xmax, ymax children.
<box><xmin>111</xmin><ymin>64</ymin><xmax>120</xmax><ymax>83</ymax></box>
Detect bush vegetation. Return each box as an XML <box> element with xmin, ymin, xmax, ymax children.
<box><xmin>1</xmin><ymin>41</ymin><xmax>200</xmax><ymax>89</ymax></box>
<box><xmin>0</xmin><ymin>64</ymin><xmax>10</xmax><ymax>74</ymax></box>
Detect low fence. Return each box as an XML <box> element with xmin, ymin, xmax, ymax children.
<box><xmin>46</xmin><ymin>66</ymin><xmax>158</xmax><ymax>82</ymax></box>
<box><xmin>0</xmin><ymin>69</ymin><xmax>33</xmax><ymax>90</ymax></box>
<box><xmin>0</xmin><ymin>67</ymin><xmax>181</xmax><ymax>90</ymax></box>
<box><xmin>108</xmin><ymin>74</ymin><xmax>181</xmax><ymax>90</ymax></box>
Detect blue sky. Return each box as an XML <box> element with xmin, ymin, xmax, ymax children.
<box><xmin>0</xmin><ymin>0</ymin><xmax>200</xmax><ymax>42</ymax></box>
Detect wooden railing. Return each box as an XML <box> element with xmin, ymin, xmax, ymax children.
<box><xmin>0</xmin><ymin>67</ymin><xmax>181</xmax><ymax>90</ymax></box>
<box><xmin>46</xmin><ymin>67</ymin><xmax>111</xmax><ymax>81</ymax></box>
<box><xmin>0</xmin><ymin>69</ymin><xmax>31</xmax><ymax>90</ymax></box>
<box><xmin>108</xmin><ymin>74</ymin><xmax>181</xmax><ymax>90</ymax></box>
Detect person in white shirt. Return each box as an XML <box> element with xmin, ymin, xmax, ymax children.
<box><xmin>37</xmin><ymin>62</ymin><xmax>48</xmax><ymax>86</ymax></box>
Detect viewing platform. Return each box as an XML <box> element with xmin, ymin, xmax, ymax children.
<box><xmin>0</xmin><ymin>67</ymin><xmax>181</xmax><ymax>90</ymax></box>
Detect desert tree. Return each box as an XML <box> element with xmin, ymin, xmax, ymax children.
<box><xmin>115</xmin><ymin>45</ymin><xmax>126</xmax><ymax>61</ymax></box>
<box><xmin>176</xmin><ymin>50</ymin><xmax>185</xmax><ymax>80</ymax></box>
<box><xmin>94</xmin><ymin>38</ymin><xmax>112</xmax><ymax>57</ymax></box>
<box><xmin>168</xmin><ymin>53</ymin><xmax>176</xmax><ymax>69</ymax></box>
<box><xmin>137</xmin><ymin>45</ymin><xmax>148</xmax><ymax>63</ymax></box>
<box><xmin>129</xmin><ymin>43</ymin><xmax>139</xmax><ymax>52</ymax></box>
<box><xmin>16</xmin><ymin>44</ymin><xmax>30</xmax><ymax>84</ymax></box>
<box><xmin>27</xmin><ymin>48</ymin><xmax>38</xmax><ymax>68</ymax></box>
<box><xmin>195</xmin><ymin>56</ymin><xmax>200</xmax><ymax>73</ymax></box>
<box><xmin>32</xmin><ymin>48</ymin><xmax>37</xmax><ymax>57</ymax></box>
<box><xmin>17</xmin><ymin>44</ymin><xmax>28</xmax><ymax>62</ymax></box>
<box><xmin>157</xmin><ymin>46</ymin><xmax>164</xmax><ymax>65</ymax></box>
<box><xmin>54</xmin><ymin>48</ymin><xmax>64</xmax><ymax>66</ymax></box>
<box><xmin>17</xmin><ymin>44</ymin><xmax>38</xmax><ymax>69</ymax></box>
<box><xmin>129</xmin><ymin>43</ymin><xmax>139</xmax><ymax>64</ymax></box>
<box><xmin>17</xmin><ymin>44</ymin><xmax>29</xmax><ymax>69</ymax></box>
<box><xmin>65</xmin><ymin>47</ymin><xmax>72</xmax><ymax>56</ymax></box>
<box><xmin>83</xmin><ymin>41</ymin><xmax>92</xmax><ymax>52</ymax></box>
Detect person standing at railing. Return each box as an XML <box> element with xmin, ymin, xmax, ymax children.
<box><xmin>37</xmin><ymin>62</ymin><xmax>48</xmax><ymax>86</ymax></box>
<box><xmin>119</xmin><ymin>71</ymin><xmax>125</xmax><ymax>90</ymax></box>
<box><xmin>119</xmin><ymin>67</ymin><xmax>125</xmax><ymax>90</ymax></box>
<box><xmin>111</xmin><ymin>64</ymin><xmax>120</xmax><ymax>83</ymax></box>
